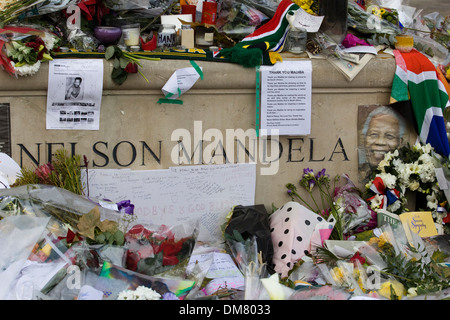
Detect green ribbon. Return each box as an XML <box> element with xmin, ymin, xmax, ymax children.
<box><xmin>255</xmin><ymin>66</ymin><xmax>261</xmax><ymax>137</ymax></box>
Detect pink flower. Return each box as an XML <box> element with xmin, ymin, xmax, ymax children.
<box><xmin>35</xmin><ymin>163</ymin><xmax>54</xmax><ymax>183</ymax></box>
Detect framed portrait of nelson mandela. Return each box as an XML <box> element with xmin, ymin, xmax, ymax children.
<box><xmin>357</xmin><ymin>104</ymin><xmax>417</xmax><ymax>184</ymax></box>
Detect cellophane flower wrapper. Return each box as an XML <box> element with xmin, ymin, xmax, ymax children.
<box><xmin>97</xmin><ymin>261</ymin><xmax>195</xmax><ymax>300</ymax></box>
<box><xmin>288</xmin><ymin>284</ymin><xmax>353</xmax><ymax>300</ymax></box>
<box><xmin>333</xmin><ymin>174</ymin><xmax>377</xmax><ymax>236</ymax></box>
<box><xmin>223</xmin><ymin>204</ymin><xmax>274</xmax><ymax>271</ymax></box>
<box><xmin>217</xmin><ymin>1</ymin><xmax>270</xmax><ymax>42</ymax></box>
<box><xmin>0</xmin><ymin>215</ymin><xmax>50</xmax><ymax>299</ymax></box>
<box><xmin>224</xmin><ymin>236</ymin><xmax>270</xmax><ymax>300</ymax></box>
<box><xmin>0</xmin><ymin>184</ymin><xmax>123</xmax><ymax>229</ymax></box>
<box><xmin>184</xmin><ymin>248</ymin><xmax>215</xmax><ymax>299</ymax></box>
<box><xmin>124</xmin><ymin>219</ymin><xmax>199</xmax><ymax>277</ymax></box>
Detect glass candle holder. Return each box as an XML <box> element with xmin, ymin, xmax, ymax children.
<box><xmin>121</xmin><ymin>24</ymin><xmax>140</xmax><ymax>47</ymax></box>
<box><xmin>285</xmin><ymin>28</ymin><xmax>307</xmax><ymax>54</ymax></box>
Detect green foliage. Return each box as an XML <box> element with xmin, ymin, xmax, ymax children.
<box><xmin>13</xmin><ymin>149</ymin><xmax>84</xmax><ymax>195</ymax></box>
<box><xmin>381</xmin><ymin>246</ymin><xmax>450</xmax><ymax>295</ymax></box>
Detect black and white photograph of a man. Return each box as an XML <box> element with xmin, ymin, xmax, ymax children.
<box><xmin>65</xmin><ymin>76</ymin><xmax>84</xmax><ymax>100</ymax></box>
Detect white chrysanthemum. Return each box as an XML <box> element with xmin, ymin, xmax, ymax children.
<box><xmin>419</xmin><ymin>163</ymin><xmax>436</xmax><ymax>183</ymax></box>
<box><xmin>11</xmin><ymin>60</ymin><xmax>41</xmax><ymax>77</ymax></box>
<box><xmin>117</xmin><ymin>286</ymin><xmax>161</xmax><ymax>300</ymax></box>
<box><xmin>117</xmin><ymin>290</ymin><xmax>135</xmax><ymax>300</ymax></box>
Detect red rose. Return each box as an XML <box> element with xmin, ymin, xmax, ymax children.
<box><xmin>124</xmin><ymin>62</ymin><xmax>138</xmax><ymax>73</ymax></box>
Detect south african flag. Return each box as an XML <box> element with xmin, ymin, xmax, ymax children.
<box><xmin>390</xmin><ymin>49</ymin><xmax>450</xmax><ymax>157</ymax></box>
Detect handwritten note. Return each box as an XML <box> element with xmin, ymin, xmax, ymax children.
<box><xmin>82</xmin><ymin>163</ymin><xmax>256</xmax><ymax>241</ymax></box>
<box><xmin>188</xmin><ymin>252</ymin><xmax>245</xmax><ymax>295</ymax></box>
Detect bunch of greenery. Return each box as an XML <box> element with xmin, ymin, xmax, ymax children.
<box><xmin>13</xmin><ymin>148</ymin><xmax>85</xmax><ymax>195</ymax></box>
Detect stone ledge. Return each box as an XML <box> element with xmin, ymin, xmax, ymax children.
<box><xmin>0</xmin><ymin>53</ymin><xmax>396</xmax><ymax>92</ymax></box>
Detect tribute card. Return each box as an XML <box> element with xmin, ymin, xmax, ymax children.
<box><xmin>260</xmin><ymin>60</ymin><xmax>312</xmax><ymax>136</ymax></box>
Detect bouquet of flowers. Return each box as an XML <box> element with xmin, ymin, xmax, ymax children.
<box><xmin>286</xmin><ymin>168</ymin><xmax>375</xmax><ymax>240</ymax></box>
<box><xmin>365</xmin><ymin>142</ymin><xmax>447</xmax><ymax>225</ymax></box>
<box><xmin>124</xmin><ymin>221</ymin><xmax>198</xmax><ymax>277</ymax></box>
<box><xmin>0</xmin><ymin>25</ymin><xmax>59</xmax><ymax>77</ymax></box>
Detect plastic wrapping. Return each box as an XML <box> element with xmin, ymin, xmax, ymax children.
<box><xmin>124</xmin><ymin>220</ymin><xmax>199</xmax><ymax>277</ymax></box>
<box><xmin>333</xmin><ymin>174</ymin><xmax>377</xmax><ymax>236</ymax></box>
<box><xmin>67</xmin><ymin>28</ymin><xmax>99</xmax><ymax>51</ymax></box>
<box><xmin>348</xmin><ymin>1</ymin><xmax>402</xmax><ymax>34</ymax></box>
<box><xmin>223</xmin><ymin>204</ymin><xmax>274</xmax><ymax>270</ymax></box>
<box><xmin>217</xmin><ymin>0</ymin><xmax>269</xmax><ymax>42</ymax></box>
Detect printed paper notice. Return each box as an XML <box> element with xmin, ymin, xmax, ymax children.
<box><xmin>260</xmin><ymin>60</ymin><xmax>312</xmax><ymax>136</ymax></box>
<box><xmin>46</xmin><ymin>59</ymin><xmax>103</xmax><ymax>130</ymax></box>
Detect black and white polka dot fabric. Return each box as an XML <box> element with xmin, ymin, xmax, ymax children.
<box><xmin>269</xmin><ymin>201</ymin><xmax>335</xmax><ymax>278</ymax></box>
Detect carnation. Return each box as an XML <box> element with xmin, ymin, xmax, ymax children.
<box><xmin>11</xmin><ymin>60</ymin><xmax>41</xmax><ymax>77</ymax></box>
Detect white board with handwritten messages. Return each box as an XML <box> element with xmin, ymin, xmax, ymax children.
<box><xmin>81</xmin><ymin>163</ymin><xmax>256</xmax><ymax>241</ymax></box>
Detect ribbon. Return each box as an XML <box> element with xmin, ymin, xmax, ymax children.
<box><xmin>368</xmin><ymin>176</ymin><xmax>400</xmax><ymax>210</ymax></box>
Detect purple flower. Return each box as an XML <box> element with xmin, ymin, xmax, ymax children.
<box><xmin>315</xmin><ymin>168</ymin><xmax>330</xmax><ymax>184</ymax></box>
<box><xmin>300</xmin><ymin>168</ymin><xmax>316</xmax><ymax>191</ymax></box>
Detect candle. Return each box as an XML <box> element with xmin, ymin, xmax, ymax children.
<box><xmin>122</xmin><ymin>24</ymin><xmax>140</xmax><ymax>47</ymax></box>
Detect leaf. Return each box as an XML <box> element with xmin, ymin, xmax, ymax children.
<box><xmin>77</xmin><ymin>206</ymin><xmax>102</xmax><ymax>239</ymax></box>
<box><xmin>137</xmin><ymin>251</ymin><xmax>165</xmax><ymax>276</ymax></box>
<box><xmin>113</xmin><ymin>58</ymin><xmax>120</xmax><ymax>69</ymax></box>
<box><xmin>105</xmin><ymin>46</ymin><xmax>115</xmax><ymax>60</ymax></box>
<box><xmin>232</xmin><ymin>229</ymin><xmax>245</xmax><ymax>243</ymax></box>
<box><xmin>98</xmin><ymin>219</ymin><xmax>118</xmax><ymax>233</ymax></box>
<box><xmin>111</xmin><ymin>67</ymin><xmax>128</xmax><ymax>85</ymax></box>
<box><xmin>119</xmin><ymin>57</ymin><xmax>129</xmax><ymax>69</ymax></box>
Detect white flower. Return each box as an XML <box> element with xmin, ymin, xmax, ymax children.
<box><xmin>370</xmin><ymin>194</ymin><xmax>384</xmax><ymax>210</ymax></box>
<box><xmin>42</xmin><ymin>32</ymin><xmax>58</xmax><ymax>51</ymax></box>
<box><xmin>426</xmin><ymin>193</ymin><xmax>438</xmax><ymax>210</ymax></box>
<box><xmin>407</xmin><ymin>180</ymin><xmax>420</xmax><ymax>191</ymax></box>
<box><xmin>11</xmin><ymin>60</ymin><xmax>41</xmax><ymax>77</ymax></box>
<box><xmin>117</xmin><ymin>286</ymin><xmax>161</xmax><ymax>300</ymax></box>
<box><xmin>376</xmin><ymin>173</ymin><xmax>397</xmax><ymax>189</ymax></box>
<box><xmin>387</xmin><ymin>200</ymin><xmax>402</xmax><ymax>213</ymax></box>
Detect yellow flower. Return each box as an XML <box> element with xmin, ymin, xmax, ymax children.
<box><xmin>292</xmin><ymin>0</ymin><xmax>316</xmax><ymax>15</ymax></box>
<box><xmin>378</xmin><ymin>280</ymin><xmax>406</xmax><ymax>299</ymax></box>
<box><xmin>368</xmin><ymin>237</ymin><xmax>379</xmax><ymax>246</ymax></box>
<box><xmin>331</xmin><ymin>266</ymin><xmax>344</xmax><ymax>284</ymax></box>
<box><xmin>353</xmin><ymin>269</ymin><xmax>366</xmax><ymax>291</ymax></box>
<box><xmin>378</xmin><ymin>232</ymin><xmax>390</xmax><ymax>247</ymax></box>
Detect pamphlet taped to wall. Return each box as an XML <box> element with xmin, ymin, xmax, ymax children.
<box><xmin>46</xmin><ymin>59</ymin><xmax>103</xmax><ymax>130</ymax></box>
<box><xmin>260</xmin><ymin>60</ymin><xmax>312</xmax><ymax>136</ymax></box>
